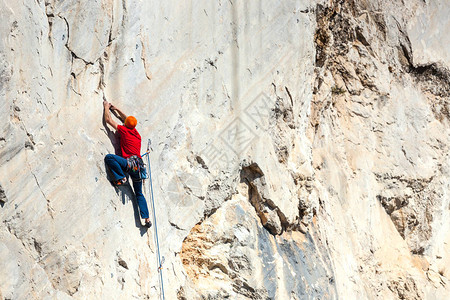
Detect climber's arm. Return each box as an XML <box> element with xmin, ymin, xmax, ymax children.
<box><xmin>110</xmin><ymin>104</ymin><xmax>128</xmax><ymax>123</ymax></box>
<box><xmin>103</xmin><ymin>100</ymin><xmax>118</xmax><ymax>130</ymax></box>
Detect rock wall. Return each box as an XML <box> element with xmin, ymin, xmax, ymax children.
<box><xmin>0</xmin><ymin>0</ymin><xmax>449</xmax><ymax>299</ymax></box>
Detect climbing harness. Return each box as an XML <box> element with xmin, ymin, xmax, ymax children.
<box><xmin>126</xmin><ymin>155</ymin><xmax>141</xmax><ymax>172</ymax></box>
<box><xmin>142</xmin><ymin>139</ymin><xmax>165</xmax><ymax>300</ymax></box>
<box><xmin>127</xmin><ymin>155</ymin><xmax>148</xmax><ymax>180</ymax></box>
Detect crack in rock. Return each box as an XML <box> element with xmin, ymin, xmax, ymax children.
<box><xmin>240</xmin><ymin>163</ymin><xmax>286</xmax><ymax>235</ymax></box>
<box><xmin>30</xmin><ymin>170</ymin><xmax>54</xmax><ymax>219</ymax></box>
<box><xmin>0</xmin><ymin>184</ymin><xmax>7</xmax><ymax>203</ymax></box>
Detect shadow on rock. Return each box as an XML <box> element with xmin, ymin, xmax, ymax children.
<box><xmin>102</xmin><ymin>112</ymin><xmax>121</xmax><ymax>155</ymax></box>
<box><xmin>105</xmin><ymin>162</ymin><xmax>148</xmax><ymax>236</ymax></box>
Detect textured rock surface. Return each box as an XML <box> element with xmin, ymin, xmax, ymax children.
<box><xmin>0</xmin><ymin>0</ymin><xmax>449</xmax><ymax>299</ymax></box>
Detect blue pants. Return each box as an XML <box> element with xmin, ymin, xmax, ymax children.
<box><xmin>104</xmin><ymin>154</ymin><xmax>149</xmax><ymax>219</ymax></box>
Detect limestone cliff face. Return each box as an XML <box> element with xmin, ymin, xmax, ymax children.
<box><xmin>0</xmin><ymin>0</ymin><xmax>449</xmax><ymax>299</ymax></box>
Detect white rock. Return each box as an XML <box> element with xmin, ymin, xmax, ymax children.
<box><xmin>0</xmin><ymin>0</ymin><xmax>449</xmax><ymax>299</ymax></box>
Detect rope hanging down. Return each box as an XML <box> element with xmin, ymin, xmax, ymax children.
<box><xmin>142</xmin><ymin>139</ymin><xmax>165</xmax><ymax>300</ymax></box>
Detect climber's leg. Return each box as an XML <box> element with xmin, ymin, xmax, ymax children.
<box><xmin>104</xmin><ymin>154</ymin><xmax>128</xmax><ymax>181</ymax></box>
<box><xmin>131</xmin><ymin>175</ymin><xmax>150</xmax><ymax>220</ymax></box>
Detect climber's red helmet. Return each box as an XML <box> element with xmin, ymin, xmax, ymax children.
<box><xmin>124</xmin><ymin>116</ymin><xmax>137</xmax><ymax>129</ymax></box>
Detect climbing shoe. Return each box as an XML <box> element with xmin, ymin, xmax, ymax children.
<box><xmin>114</xmin><ymin>178</ymin><xmax>127</xmax><ymax>186</ymax></box>
<box><xmin>144</xmin><ymin>220</ymin><xmax>152</xmax><ymax>228</ymax></box>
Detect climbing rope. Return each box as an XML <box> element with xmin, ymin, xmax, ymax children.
<box><xmin>142</xmin><ymin>139</ymin><xmax>165</xmax><ymax>300</ymax></box>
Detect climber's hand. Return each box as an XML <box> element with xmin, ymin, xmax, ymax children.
<box><xmin>103</xmin><ymin>100</ymin><xmax>111</xmax><ymax>109</ymax></box>
<box><xmin>110</xmin><ymin>104</ymin><xmax>117</xmax><ymax>111</ymax></box>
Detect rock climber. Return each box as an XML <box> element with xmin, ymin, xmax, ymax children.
<box><xmin>103</xmin><ymin>100</ymin><xmax>151</xmax><ymax>228</ymax></box>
